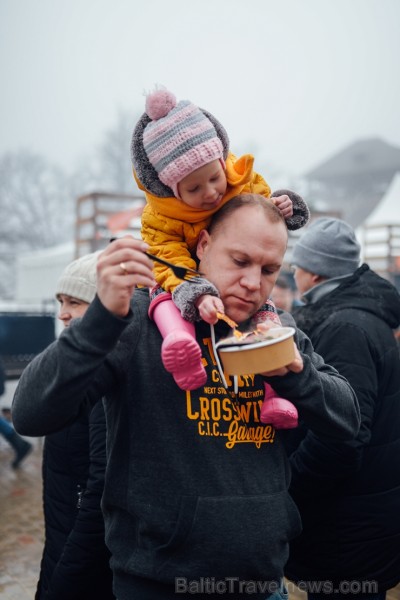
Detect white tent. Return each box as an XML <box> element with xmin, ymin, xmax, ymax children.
<box><xmin>15</xmin><ymin>242</ymin><xmax>74</xmax><ymax>305</ymax></box>
<box><xmin>357</xmin><ymin>172</ymin><xmax>400</xmax><ymax>266</ymax></box>
<box><xmin>364</xmin><ymin>171</ymin><xmax>400</xmax><ymax>227</ymax></box>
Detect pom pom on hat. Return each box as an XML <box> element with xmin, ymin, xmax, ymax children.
<box><xmin>145</xmin><ymin>89</ymin><xmax>177</xmax><ymax>120</ymax></box>
<box><xmin>55</xmin><ymin>251</ymin><xmax>100</xmax><ymax>304</ymax></box>
<box><xmin>141</xmin><ymin>87</ymin><xmax>225</xmax><ymax>198</ymax></box>
<box><xmin>271</xmin><ymin>189</ymin><xmax>310</xmax><ymax>231</ymax></box>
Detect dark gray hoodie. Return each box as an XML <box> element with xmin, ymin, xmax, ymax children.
<box><xmin>13</xmin><ymin>289</ymin><xmax>360</xmax><ymax>600</ymax></box>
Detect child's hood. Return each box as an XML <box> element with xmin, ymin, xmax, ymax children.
<box><xmin>134</xmin><ymin>152</ymin><xmax>258</xmax><ymax>223</ymax></box>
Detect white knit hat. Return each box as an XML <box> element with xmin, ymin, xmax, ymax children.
<box><xmin>55</xmin><ymin>251</ymin><xmax>100</xmax><ymax>303</ymax></box>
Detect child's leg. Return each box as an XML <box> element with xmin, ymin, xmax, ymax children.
<box><xmin>149</xmin><ymin>288</ymin><xmax>206</xmax><ymax>391</ymax></box>
<box><xmin>254</xmin><ymin>297</ymin><xmax>298</xmax><ymax>429</ymax></box>
<box><xmin>260</xmin><ymin>383</ymin><xmax>298</xmax><ymax>429</ymax></box>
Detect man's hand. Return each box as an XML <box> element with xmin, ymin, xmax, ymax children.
<box><xmin>97</xmin><ymin>236</ymin><xmax>156</xmax><ymax>317</ymax></box>
<box><xmin>195</xmin><ymin>294</ymin><xmax>225</xmax><ymax>324</ymax></box>
<box><xmin>260</xmin><ymin>343</ymin><xmax>303</xmax><ymax>376</ymax></box>
<box><xmin>271</xmin><ymin>194</ymin><xmax>293</xmax><ymax>219</ymax></box>
<box><xmin>256</xmin><ymin>321</ymin><xmax>304</xmax><ymax>376</ymax></box>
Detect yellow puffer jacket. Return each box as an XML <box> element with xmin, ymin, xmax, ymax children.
<box><xmin>135</xmin><ymin>152</ymin><xmax>271</xmax><ymax>293</ymax></box>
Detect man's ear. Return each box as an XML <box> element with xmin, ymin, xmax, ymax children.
<box><xmin>196</xmin><ymin>229</ymin><xmax>210</xmax><ymax>260</ymax></box>
<box><xmin>313</xmin><ymin>274</ymin><xmax>327</xmax><ymax>285</ymax></box>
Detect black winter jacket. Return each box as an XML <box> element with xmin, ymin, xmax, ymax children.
<box><xmin>284</xmin><ymin>264</ymin><xmax>400</xmax><ymax>591</ymax></box>
<box><xmin>35</xmin><ymin>401</ymin><xmax>115</xmax><ymax>600</ymax></box>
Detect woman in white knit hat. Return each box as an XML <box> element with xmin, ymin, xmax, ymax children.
<box><xmin>56</xmin><ymin>251</ymin><xmax>99</xmax><ymax>325</ymax></box>
<box><xmin>34</xmin><ymin>252</ymin><xmax>115</xmax><ymax>600</ymax></box>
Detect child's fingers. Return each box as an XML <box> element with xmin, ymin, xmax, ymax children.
<box><xmin>282</xmin><ymin>207</ymin><xmax>294</xmax><ymax>218</ymax></box>
<box><xmin>199</xmin><ymin>298</ymin><xmax>224</xmax><ymax>324</ymax></box>
<box><xmin>212</xmin><ymin>297</ymin><xmax>225</xmax><ymax>311</ymax></box>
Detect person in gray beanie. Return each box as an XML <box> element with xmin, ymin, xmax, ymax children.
<box><xmin>284</xmin><ymin>217</ymin><xmax>400</xmax><ymax>598</ymax></box>
<box><xmin>290</xmin><ymin>216</ymin><xmax>361</xmax><ymax>280</ymax></box>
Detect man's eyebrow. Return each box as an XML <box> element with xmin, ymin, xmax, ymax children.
<box><xmin>232</xmin><ymin>249</ymin><xmax>281</xmax><ymax>267</ymax></box>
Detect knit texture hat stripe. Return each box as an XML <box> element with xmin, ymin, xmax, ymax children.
<box><xmin>146</xmin><ymin>116</ymin><xmax>214</xmax><ymax>164</ymax></box>
<box><xmin>55</xmin><ymin>251</ymin><xmax>99</xmax><ymax>304</ymax></box>
<box><xmin>294</xmin><ymin>244</ymin><xmax>358</xmax><ymax>269</ymax></box>
<box><xmin>153</xmin><ymin>128</ymin><xmax>222</xmax><ymax>174</ymax></box>
<box><xmin>143</xmin><ymin>101</ymin><xmax>197</xmax><ymax>147</ymax></box>
<box><xmin>161</xmin><ymin>145</ymin><xmax>224</xmax><ymax>197</ymax></box>
<box><xmin>56</xmin><ymin>277</ymin><xmax>95</xmax><ymax>303</ymax></box>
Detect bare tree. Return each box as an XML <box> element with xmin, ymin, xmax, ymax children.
<box><xmin>0</xmin><ymin>150</ymin><xmax>74</xmax><ymax>298</ymax></box>
<box><xmin>71</xmin><ymin>109</ymin><xmax>141</xmax><ymax>196</ymax></box>
<box><xmin>0</xmin><ymin>109</ymin><xmax>143</xmax><ymax>299</ymax></box>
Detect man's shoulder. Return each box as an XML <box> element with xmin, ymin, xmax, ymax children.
<box><xmin>131</xmin><ymin>287</ymin><xmax>151</xmax><ymax>305</ymax></box>
<box><xmin>127</xmin><ymin>288</ymin><xmax>152</xmax><ymax>328</ymax></box>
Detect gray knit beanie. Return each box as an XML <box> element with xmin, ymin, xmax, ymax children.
<box><xmin>291</xmin><ymin>217</ymin><xmax>361</xmax><ymax>278</ymax></box>
<box><xmin>55</xmin><ymin>251</ymin><xmax>100</xmax><ymax>303</ymax></box>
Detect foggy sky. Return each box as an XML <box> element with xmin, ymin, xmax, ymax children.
<box><xmin>1</xmin><ymin>0</ymin><xmax>400</xmax><ymax>179</ymax></box>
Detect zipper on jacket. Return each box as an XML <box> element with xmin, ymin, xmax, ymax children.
<box><xmin>76</xmin><ymin>484</ymin><xmax>84</xmax><ymax>509</ymax></box>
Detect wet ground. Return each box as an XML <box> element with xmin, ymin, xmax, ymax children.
<box><xmin>1</xmin><ymin>383</ymin><xmax>399</xmax><ymax>600</ymax></box>
<box><xmin>0</xmin><ymin>434</ymin><xmax>44</xmax><ymax>599</ymax></box>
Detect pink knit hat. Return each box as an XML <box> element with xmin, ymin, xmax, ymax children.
<box><xmin>142</xmin><ymin>89</ymin><xmax>225</xmax><ymax>198</ymax></box>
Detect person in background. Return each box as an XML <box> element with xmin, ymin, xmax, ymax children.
<box><xmin>132</xmin><ymin>87</ymin><xmax>310</xmax><ymax>428</ymax></box>
<box><xmin>0</xmin><ymin>357</ymin><xmax>32</xmax><ymax>469</ymax></box>
<box><xmin>13</xmin><ymin>195</ymin><xmax>360</xmax><ymax>600</ymax></box>
<box><xmin>284</xmin><ymin>217</ymin><xmax>400</xmax><ymax>600</ymax></box>
<box><xmin>0</xmin><ymin>415</ymin><xmax>32</xmax><ymax>469</ymax></box>
<box><xmin>28</xmin><ymin>252</ymin><xmax>115</xmax><ymax>600</ymax></box>
<box><xmin>270</xmin><ymin>274</ymin><xmax>299</xmax><ymax>313</ymax></box>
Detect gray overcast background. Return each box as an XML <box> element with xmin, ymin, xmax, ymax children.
<box><xmin>1</xmin><ymin>0</ymin><xmax>400</xmax><ymax>178</ymax></box>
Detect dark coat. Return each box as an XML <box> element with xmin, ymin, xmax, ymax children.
<box><xmin>284</xmin><ymin>264</ymin><xmax>400</xmax><ymax>591</ymax></box>
<box><xmin>36</xmin><ymin>401</ymin><xmax>115</xmax><ymax>600</ymax></box>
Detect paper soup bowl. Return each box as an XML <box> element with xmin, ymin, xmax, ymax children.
<box><xmin>216</xmin><ymin>326</ymin><xmax>296</xmax><ymax>375</ymax></box>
